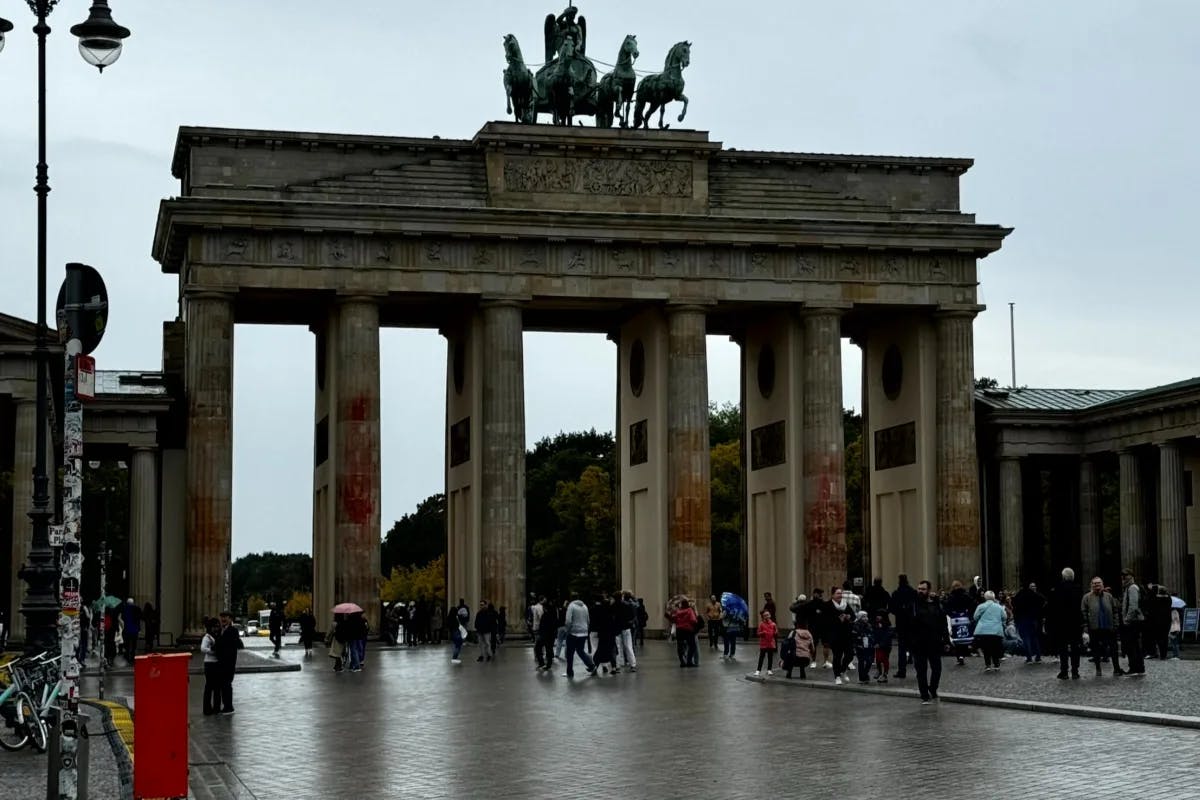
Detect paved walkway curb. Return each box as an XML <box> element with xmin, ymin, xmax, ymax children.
<box><xmin>82</xmin><ymin>698</ymin><xmax>134</xmax><ymax>800</ymax></box>
<box><xmin>82</xmin><ymin>649</ymin><xmax>301</xmax><ymax>677</ymax></box>
<box><xmin>745</xmin><ymin>673</ymin><xmax>1200</xmax><ymax>730</ymax></box>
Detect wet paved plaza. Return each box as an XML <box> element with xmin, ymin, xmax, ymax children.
<box><xmin>86</xmin><ymin>639</ymin><xmax>1200</xmax><ymax>799</ymax></box>
<box><xmin>4</xmin><ymin>637</ymin><xmax>1198</xmax><ymax>799</ymax></box>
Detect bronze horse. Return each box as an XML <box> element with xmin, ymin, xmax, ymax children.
<box><xmin>596</xmin><ymin>34</ymin><xmax>639</xmax><ymax>128</ymax></box>
<box><xmin>502</xmin><ymin>34</ymin><xmax>535</xmax><ymax>124</ymax></box>
<box><xmin>634</xmin><ymin>41</ymin><xmax>690</xmax><ymax>129</ymax></box>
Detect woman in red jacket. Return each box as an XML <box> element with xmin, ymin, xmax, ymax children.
<box><xmin>755</xmin><ymin>610</ymin><xmax>779</xmax><ymax>676</ymax></box>
<box><xmin>672</xmin><ymin>600</ymin><xmax>700</xmax><ymax>667</ymax></box>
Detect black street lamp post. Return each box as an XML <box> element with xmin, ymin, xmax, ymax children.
<box><xmin>0</xmin><ymin>0</ymin><xmax>130</xmax><ymax>659</ymax></box>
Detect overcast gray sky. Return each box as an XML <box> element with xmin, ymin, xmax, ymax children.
<box><xmin>1</xmin><ymin>1</ymin><xmax>1196</xmax><ymax>558</ymax></box>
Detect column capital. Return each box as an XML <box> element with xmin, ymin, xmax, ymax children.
<box><xmin>1154</xmin><ymin>439</ymin><xmax>1180</xmax><ymax>450</ymax></box>
<box><xmin>800</xmin><ymin>304</ymin><xmax>850</xmax><ymax>318</ymax></box>
<box><xmin>479</xmin><ymin>297</ymin><xmax>528</xmax><ymax>310</ymax></box>
<box><xmin>129</xmin><ymin>444</ymin><xmax>158</xmax><ymax>454</ymax></box>
<box><xmin>665</xmin><ymin>302</ymin><xmax>711</xmax><ymax>316</ymax></box>
<box><xmin>334</xmin><ymin>293</ymin><xmax>384</xmax><ymax>306</ymax></box>
<box><xmin>183</xmin><ymin>288</ymin><xmax>235</xmax><ymax>302</ymax></box>
<box><xmin>934</xmin><ymin>305</ymin><xmax>985</xmax><ymax>320</ymax></box>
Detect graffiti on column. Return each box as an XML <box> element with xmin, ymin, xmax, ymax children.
<box><xmin>338</xmin><ymin>396</ymin><xmax>377</xmax><ymax>527</ymax></box>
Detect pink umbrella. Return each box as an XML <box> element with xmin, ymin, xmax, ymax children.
<box><xmin>332</xmin><ymin>602</ymin><xmax>363</xmax><ymax>614</ymax></box>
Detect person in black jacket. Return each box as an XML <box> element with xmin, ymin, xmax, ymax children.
<box><xmin>909</xmin><ymin>581</ymin><xmax>946</xmax><ymax>704</ymax></box>
<box><xmin>889</xmin><ymin>574</ymin><xmax>918</xmax><ymax>678</ymax></box>
<box><xmin>1012</xmin><ymin>582</ymin><xmax>1046</xmax><ymax>663</ymax></box>
<box><xmin>215</xmin><ymin>611</ymin><xmax>244</xmax><ymax>714</ymax></box>
<box><xmin>943</xmin><ymin>581</ymin><xmax>975</xmax><ymax>666</ymax></box>
<box><xmin>864</xmin><ymin>578</ymin><xmax>892</xmax><ymax>618</ymax></box>
<box><xmin>1048</xmin><ymin>568</ymin><xmax>1084</xmax><ymax>679</ymax></box>
<box><xmin>807</xmin><ymin>589</ymin><xmax>832</xmax><ymax>668</ymax></box>
<box><xmin>474</xmin><ymin>601</ymin><xmax>497</xmax><ymax>662</ymax></box>
<box><xmin>268</xmin><ymin>603</ymin><xmax>285</xmax><ymax>656</ymax></box>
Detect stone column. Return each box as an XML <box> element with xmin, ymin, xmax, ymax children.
<box><xmin>1158</xmin><ymin>441</ymin><xmax>1187</xmax><ymax>593</ymax></box>
<box><xmin>184</xmin><ymin>293</ymin><xmax>234</xmax><ymax>633</ymax></box>
<box><xmin>333</xmin><ymin>298</ymin><xmax>382</xmax><ymax>632</ymax></box>
<box><xmin>480</xmin><ymin>301</ymin><xmax>526</xmax><ymax>621</ymax></box>
<box><xmin>802</xmin><ymin>308</ymin><xmax>846</xmax><ymax>594</ymax></box>
<box><xmin>935</xmin><ymin>310</ymin><xmax>982</xmax><ymax>588</ymax></box>
<box><xmin>1078</xmin><ymin>457</ymin><xmax>1100</xmax><ymax>583</ymax></box>
<box><xmin>1118</xmin><ymin>449</ymin><xmax>1145</xmax><ymax>578</ymax></box>
<box><xmin>129</xmin><ymin>446</ymin><xmax>159</xmax><ymax>607</ymax></box>
<box><xmin>998</xmin><ymin>457</ymin><xmax>1023</xmax><ymax>590</ymax></box>
<box><xmin>667</xmin><ymin>305</ymin><xmax>711</xmax><ymax>601</ymax></box>
<box><xmin>8</xmin><ymin>399</ymin><xmax>36</xmax><ymax>642</ymax></box>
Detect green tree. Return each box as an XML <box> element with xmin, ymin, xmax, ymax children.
<box><xmin>709</xmin><ymin>401</ymin><xmax>742</xmax><ymax>447</ymax></box>
<box><xmin>380</xmin><ymin>493</ymin><xmax>446</xmax><ymax>576</ymax></box>
<box><xmin>710</xmin><ymin>440</ymin><xmax>742</xmax><ymax>594</ymax></box>
<box><xmin>526</xmin><ymin>429</ymin><xmax>615</xmax><ymax>588</ymax></box>
<box><xmin>230</xmin><ymin>552</ymin><xmax>312</xmax><ymax>611</ymax></box>
<box><xmin>975</xmin><ymin>376</ymin><xmax>999</xmax><ymax>390</ymax></box>
<box><xmin>532</xmin><ymin>465</ymin><xmax>616</xmax><ymax>598</ymax></box>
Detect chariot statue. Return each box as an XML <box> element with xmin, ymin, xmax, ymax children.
<box><xmin>501</xmin><ymin>4</ymin><xmax>690</xmax><ymax>128</ymax></box>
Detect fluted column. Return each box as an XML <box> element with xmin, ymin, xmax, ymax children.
<box><xmin>184</xmin><ymin>293</ymin><xmax>234</xmax><ymax>632</ymax></box>
<box><xmin>129</xmin><ymin>446</ymin><xmax>159</xmax><ymax>606</ymax></box>
<box><xmin>802</xmin><ymin>308</ymin><xmax>846</xmax><ymax>594</ymax></box>
<box><xmin>935</xmin><ymin>310</ymin><xmax>982</xmax><ymax>588</ymax></box>
<box><xmin>999</xmin><ymin>457</ymin><xmax>1023</xmax><ymax>590</ymax></box>
<box><xmin>1118</xmin><ymin>449</ymin><xmax>1145</xmax><ymax>578</ymax></box>
<box><xmin>480</xmin><ymin>301</ymin><xmax>526</xmax><ymax>621</ymax></box>
<box><xmin>1158</xmin><ymin>442</ymin><xmax>1186</xmax><ymax>592</ymax></box>
<box><xmin>333</xmin><ymin>299</ymin><xmax>382</xmax><ymax>632</ymax></box>
<box><xmin>667</xmin><ymin>305</ymin><xmax>711</xmax><ymax>601</ymax></box>
<box><xmin>1078</xmin><ymin>457</ymin><xmax>1100</xmax><ymax>583</ymax></box>
<box><xmin>9</xmin><ymin>400</ymin><xmax>36</xmax><ymax>642</ymax></box>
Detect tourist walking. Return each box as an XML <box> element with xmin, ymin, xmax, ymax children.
<box><xmin>617</xmin><ymin>591</ymin><xmax>639</xmax><ymax>671</ymax></box>
<box><xmin>944</xmin><ymin>581</ymin><xmax>974</xmax><ymax>666</ymax></box>
<box><xmin>872</xmin><ymin>611</ymin><xmax>893</xmax><ymax>683</ymax></box>
<box><xmin>535</xmin><ymin>596</ymin><xmax>558</xmax><ymax>671</ymax></box>
<box><xmin>853</xmin><ymin>611</ymin><xmax>875</xmax><ymax>684</ymax></box>
<box><xmin>1012</xmin><ymin>582</ymin><xmax>1045</xmax><ymax>663</ymax></box>
<box><xmin>672</xmin><ymin>599</ymin><xmax>701</xmax><ymax>668</ymax></box>
<box><xmin>299</xmin><ymin>607</ymin><xmax>317</xmax><ymax>657</ymax></box>
<box><xmin>474</xmin><ymin>601</ymin><xmax>497</xmax><ymax>662</ymax></box>
<box><xmin>345</xmin><ymin>611</ymin><xmax>368</xmax><ymax>672</ymax></box>
<box><xmin>122</xmin><ymin>598</ymin><xmax>142</xmax><ymax>663</ymax></box>
<box><xmin>326</xmin><ymin>613</ymin><xmax>346</xmax><ymax>672</ymax></box>
<box><xmin>807</xmin><ymin>588</ymin><xmax>832</xmax><ymax>668</ymax></box>
<box><xmin>215</xmin><ymin>611</ymin><xmax>243</xmax><ymax>713</ymax></box>
<box><xmin>1049</xmin><ymin>568</ymin><xmax>1084</xmax><ymax>679</ymax></box>
<box><xmin>1081</xmin><ymin>577</ymin><xmax>1121</xmax><ymax>676</ymax></box>
<box><xmin>972</xmin><ymin>591</ymin><xmax>1006</xmax><ymax>672</ymax></box>
<box><xmin>1119</xmin><ymin>570</ymin><xmax>1146</xmax><ymax>676</ymax></box>
<box><xmin>449</xmin><ymin>607</ymin><xmax>466</xmax><ymax>664</ymax></box>
<box><xmin>593</xmin><ymin>594</ymin><xmax>621</xmax><ymax>674</ymax></box>
<box><xmin>269</xmin><ymin>603</ymin><xmax>285</xmax><ymax>657</ymax></box>
<box><xmin>635</xmin><ymin>598</ymin><xmax>648</xmax><ymax>650</ymax></box>
<box><xmin>705</xmin><ymin>595</ymin><xmax>723</xmax><ymax>650</ymax></box>
<box><xmin>563</xmin><ymin>594</ymin><xmax>597</xmax><ymax>678</ymax></box>
<box><xmin>889</xmin><ymin>575</ymin><xmax>917</xmax><ymax>678</ymax></box>
<box><xmin>828</xmin><ymin>588</ymin><xmax>855</xmax><ymax>685</ymax></box>
<box><xmin>864</xmin><ymin>578</ymin><xmax>891</xmax><ymax>617</ymax></box>
<box><xmin>910</xmin><ymin>581</ymin><xmax>945</xmax><ymax>704</ymax></box>
<box><xmin>200</xmin><ymin>618</ymin><xmax>222</xmax><ymax>716</ymax></box>
<box><xmin>754</xmin><ymin>610</ymin><xmax>778</xmax><ymax>676</ymax></box>
<box><xmin>721</xmin><ymin>602</ymin><xmax>742</xmax><ymax>660</ymax></box>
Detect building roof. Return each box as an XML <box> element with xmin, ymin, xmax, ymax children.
<box><xmin>975</xmin><ymin>386</ymin><xmax>1138</xmax><ymax>412</ymax></box>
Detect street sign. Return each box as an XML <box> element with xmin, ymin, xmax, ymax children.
<box><xmin>55</xmin><ymin>262</ymin><xmax>108</xmax><ymax>355</ymax></box>
<box><xmin>75</xmin><ymin>355</ymin><xmax>96</xmax><ymax>400</ymax></box>
<box><xmin>1184</xmin><ymin>608</ymin><xmax>1199</xmax><ymax>634</ymax></box>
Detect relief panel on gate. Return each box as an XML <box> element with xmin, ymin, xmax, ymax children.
<box><xmin>874</xmin><ymin>421</ymin><xmax>916</xmax><ymax>471</ymax></box>
<box><xmin>751</xmin><ymin>420</ymin><xmax>786</xmax><ymax>471</ymax></box>
<box><xmin>629</xmin><ymin>419</ymin><xmax>649</xmax><ymax>466</ymax></box>
<box><xmin>502</xmin><ymin>156</ymin><xmax>692</xmax><ymax>197</ymax></box>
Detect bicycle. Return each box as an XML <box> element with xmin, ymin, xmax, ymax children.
<box><xmin>0</xmin><ymin>655</ymin><xmax>48</xmax><ymax>752</ymax></box>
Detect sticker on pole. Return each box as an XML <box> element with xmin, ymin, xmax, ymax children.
<box><xmin>75</xmin><ymin>355</ymin><xmax>96</xmax><ymax>400</ymax></box>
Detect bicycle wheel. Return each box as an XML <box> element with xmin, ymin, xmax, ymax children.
<box><xmin>26</xmin><ymin>702</ymin><xmax>48</xmax><ymax>753</ymax></box>
<box><xmin>0</xmin><ymin>692</ymin><xmax>36</xmax><ymax>751</ymax></box>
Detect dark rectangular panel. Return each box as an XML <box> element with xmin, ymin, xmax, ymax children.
<box><xmin>450</xmin><ymin>416</ymin><xmax>471</xmax><ymax>467</ymax></box>
<box><xmin>629</xmin><ymin>419</ymin><xmax>648</xmax><ymax>466</ymax></box>
<box><xmin>314</xmin><ymin>416</ymin><xmax>329</xmax><ymax>466</ymax></box>
<box><xmin>750</xmin><ymin>420</ymin><xmax>786</xmax><ymax>471</ymax></box>
<box><xmin>874</xmin><ymin>421</ymin><xmax>916</xmax><ymax>471</ymax></box>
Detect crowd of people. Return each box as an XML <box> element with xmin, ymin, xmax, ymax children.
<box><xmin>436</xmin><ymin>567</ymin><xmax>1186</xmax><ymax>705</ymax></box>
<box><xmin>75</xmin><ymin>596</ymin><xmax>161</xmax><ymax>669</ymax></box>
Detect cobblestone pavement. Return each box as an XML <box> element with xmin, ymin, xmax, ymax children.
<box><xmin>0</xmin><ymin>703</ymin><xmax>124</xmax><ymax>800</ymax></box>
<box><xmin>786</xmin><ymin>649</ymin><xmax>1200</xmax><ymax>717</ymax></box>
<box><xmin>69</xmin><ymin>638</ymin><xmax>1200</xmax><ymax>800</ymax></box>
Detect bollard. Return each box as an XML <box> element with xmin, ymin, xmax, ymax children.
<box><xmin>133</xmin><ymin>653</ymin><xmax>189</xmax><ymax>800</ymax></box>
<box><xmin>47</xmin><ymin>708</ymin><xmax>90</xmax><ymax>800</ymax></box>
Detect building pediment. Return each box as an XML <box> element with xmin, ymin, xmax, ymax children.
<box><xmin>0</xmin><ymin>311</ymin><xmax>51</xmax><ymax>345</ymax></box>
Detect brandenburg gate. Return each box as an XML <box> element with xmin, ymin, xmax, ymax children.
<box><xmin>152</xmin><ymin>120</ymin><xmax>1009</xmax><ymax>632</ymax></box>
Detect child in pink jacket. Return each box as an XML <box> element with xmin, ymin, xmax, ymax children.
<box><xmin>755</xmin><ymin>611</ymin><xmax>779</xmax><ymax>676</ymax></box>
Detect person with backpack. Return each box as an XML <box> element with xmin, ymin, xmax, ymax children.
<box><xmin>721</xmin><ymin>602</ymin><xmax>743</xmax><ymax>660</ymax></box>
<box><xmin>853</xmin><ymin>611</ymin><xmax>875</xmax><ymax>684</ymax></box>
<box><xmin>784</xmin><ymin>623</ymin><xmax>815</xmax><ymax>679</ymax></box>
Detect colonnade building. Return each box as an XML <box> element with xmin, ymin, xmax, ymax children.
<box><xmin>21</xmin><ymin>120</ymin><xmax>1188</xmax><ymax>644</ymax></box>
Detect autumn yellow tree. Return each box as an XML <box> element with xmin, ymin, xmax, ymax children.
<box><xmin>246</xmin><ymin>594</ymin><xmax>267</xmax><ymax>618</ymax></box>
<box><xmin>380</xmin><ymin>554</ymin><xmax>446</xmax><ymax>605</ymax></box>
<box><xmin>285</xmin><ymin>591</ymin><xmax>313</xmax><ymax>619</ymax></box>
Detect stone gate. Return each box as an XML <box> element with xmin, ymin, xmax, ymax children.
<box><xmin>152</xmin><ymin>122</ymin><xmax>1010</xmax><ymax>632</ymax></box>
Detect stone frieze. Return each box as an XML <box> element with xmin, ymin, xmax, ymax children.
<box><xmin>502</xmin><ymin>155</ymin><xmax>692</xmax><ymax>197</ymax></box>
